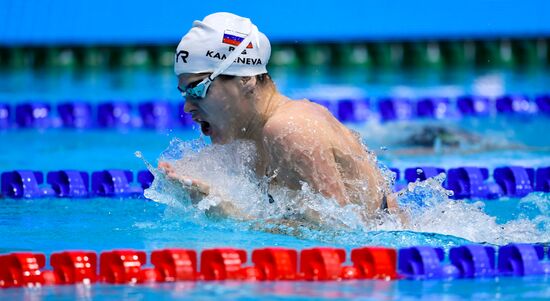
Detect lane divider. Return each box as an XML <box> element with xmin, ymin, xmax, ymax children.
<box><xmin>1</xmin><ymin>166</ymin><xmax>548</xmax><ymax>199</ymax></box>
<box><xmin>0</xmin><ymin>94</ymin><xmax>549</xmax><ymax>130</ymax></box>
<box><xmin>1</xmin><ymin>244</ymin><xmax>549</xmax><ymax>288</ymax></box>
<box><xmin>393</xmin><ymin>165</ymin><xmax>550</xmax><ymax>199</ymax></box>
<box><xmin>0</xmin><ymin>170</ymin><xmax>152</xmax><ymax>198</ymax></box>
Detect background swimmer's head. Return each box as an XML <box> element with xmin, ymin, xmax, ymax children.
<box><xmin>175</xmin><ymin>12</ymin><xmax>275</xmax><ymax>144</ymax></box>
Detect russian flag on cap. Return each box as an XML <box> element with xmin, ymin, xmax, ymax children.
<box><xmin>223</xmin><ymin>30</ymin><xmax>253</xmax><ymax>48</ymax></box>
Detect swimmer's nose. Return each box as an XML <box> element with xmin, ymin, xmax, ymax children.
<box><xmin>184</xmin><ymin>101</ymin><xmax>198</xmax><ymax>114</ymax></box>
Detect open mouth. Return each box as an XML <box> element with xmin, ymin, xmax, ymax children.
<box><xmin>199</xmin><ymin>121</ymin><xmax>212</xmax><ymax>136</ymax></box>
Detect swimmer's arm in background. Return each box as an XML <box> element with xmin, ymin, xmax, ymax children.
<box><xmin>158</xmin><ymin>162</ymin><xmax>250</xmax><ymax>219</ymax></box>
<box><xmin>263</xmin><ymin>119</ymin><xmax>349</xmax><ymax>208</ymax></box>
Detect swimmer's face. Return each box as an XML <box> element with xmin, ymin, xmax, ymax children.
<box><xmin>179</xmin><ymin>73</ymin><xmax>250</xmax><ymax>144</ymax></box>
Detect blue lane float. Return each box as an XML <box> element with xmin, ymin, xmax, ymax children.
<box><xmin>498</xmin><ymin>244</ymin><xmax>550</xmax><ymax>276</ymax></box>
<box><xmin>47</xmin><ymin>170</ymin><xmax>90</xmax><ymax>198</ymax></box>
<box><xmin>404</xmin><ymin>166</ymin><xmax>445</xmax><ymax>183</ymax></box>
<box><xmin>58</xmin><ymin>102</ymin><xmax>94</xmax><ymax>129</ymax></box>
<box><xmin>493</xmin><ymin>166</ymin><xmax>535</xmax><ymax>197</ymax></box>
<box><xmin>398</xmin><ymin>244</ymin><xmax>550</xmax><ymax>280</ymax></box>
<box><xmin>535</xmin><ymin>167</ymin><xmax>550</xmax><ymax>192</ymax></box>
<box><xmin>138</xmin><ymin>101</ymin><xmax>174</xmax><ymax>130</ymax></box>
<box><xmin>0</xmin><ymin>170</ymin><xmax>55</xmax><ymax>198</ymax></box>
<box><xmin>337</xmin><ymin>98</ymin><xmax>371</xmax><ymax>123</ymax></box>
<box><xmin>456</xmin><ymin>95</ymin><xmax>491</xmax><ymax>116</ymax></box>
<box><xmin>0</xmin><ymin>169</ymin><xmax>152</xmax><ymax>199</ymax></box>
<box><xmin>536</xmin><ymin>94</ymin><xmax>550</xmax><ymax>114</ymax></box>
<box><xmin>416</xmin><ymin>97</ymin><xmax>451</xmax><ymax>119</ymax></box>
<box><xmin>137</xmin><ymin>170</ymin><xmax>155</xmax><ymax>189</ymax></box>
<box><xmin>15</xmin><ymin>103</ymin><xmax>52</xmax><ymax>128</ymax></box>
<box><xmin>393</xmin><ymin>165</ymin><xmax>548</xmax><ymax>196</ymax></box>
<box><xmin>496</xmin><ymin>95</ymin><xmax>535</xmax><ymax>114</ymax></box>
<box><xmin>378</xmin><ymin>97</ymin><xmax>414</xmax><ymax>121</ymax></box>
<box><xmin>97</xmin><ymin>102</ymin><xmax>133</xmax><ymax>128</ymax></box>
<box><xmin>449</xmin><ymin>245</ymin><xmax>496</xmax><ymax>278</ymax></box>
<box><xmin>445</xmin><ymin>167</ymin><xmax>502</xmax><ymax>199</ymax></box>
<box><xmin>398</xmin><ymin>246</ymin><xmax>459</xmax><ymax>279</ymax></box>
<box><xmin>1</xmin><ymin>165</ymin><xmax>549</xmax><ymax>199</ymax></box>
<box><xmin>91</xmin><ymin>170</ymin><xmax>144</xmax><ymax>197</ymax></box>
<box><xmin>0</xmin><ymin>104</ymin><xmax>9</xmax><ymax>129</ymax></box>
<box><xmin>1</xmin><ymin>94</ymin><xmax>550</xmax><ymax>130</ymax></box>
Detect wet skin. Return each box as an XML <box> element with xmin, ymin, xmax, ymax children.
<box><xmin>159</xmin><ymin>73</ymin><xmax>398</xmax><ymax>221</ymax></box>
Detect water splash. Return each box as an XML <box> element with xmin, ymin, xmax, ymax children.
<box><xmin>143</xmin><ymin>138</ymin><xmax>550</xmax><ymax>248</ymax></box>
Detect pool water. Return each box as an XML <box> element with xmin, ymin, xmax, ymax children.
<box><xmin>0</xmin><ymin>68</ymin><xmax>549</xmax><ymax>300</ymax></box>
<box><xmin>0</xmin><ymin>277</ymin><xmax>549</xmax><ymax>300</ymax></box>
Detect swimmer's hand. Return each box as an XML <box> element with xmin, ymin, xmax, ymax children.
<box><xmin>158</xmin><ymin>161</ymin><xmax>247</xmax><ymax>219</ymax></box>
<box><xmin>158</xmin><ymin>162</ymin><xmax>210</xmax><ymax>199</ymax></box>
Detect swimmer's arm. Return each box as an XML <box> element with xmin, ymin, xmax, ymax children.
<box><xmin>263</xmin><ymin>121</ymin><xmax>349</xmax><ymax>207</ymax></box>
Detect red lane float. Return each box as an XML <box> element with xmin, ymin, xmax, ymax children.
<box><xmin>300</xmin><ymin>247</ymin><xmax>352</xmax><ymax>281</ymax></box>
<box><xmin>200</xmin><ymin>248</ymin><xmax>252</xmax><ymax>280</ymax></box>
<box><xmin>0</xmin><ymin>246</ymin><xmax>460</xmax><ymax>287</ymax></box>
<box><xmin>99</xmin><ymin>250</ymin><xmax>147</xmax><ymax>284</ymax></box>
<box><xmin>351</xmin><ymin>247</ymin><xmax>399</xmax><ymax>279</ymax></box>
<box><xmin>150</xmin><ymin>249</ymin><xmax>197</xmax><ymax>282</ymax></box>
<box><xmin>0</xmin><ymin>253</ymin><xmax>48</xmax><ymax>288</ymax></box>
<box><xmin>51</xmin><ymin>251</ymin><xmax>97</xmax><ymax>284</ymax></box>
<box><xmin>252</xmin><ymin>247</ymin><xmax>298</xmax><ymax>280</ymax></box>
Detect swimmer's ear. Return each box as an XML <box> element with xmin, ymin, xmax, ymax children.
<box><xmin>239</xmin><ymin>76</ymin><xmax>257</xmax><ymax>95</ymax></box>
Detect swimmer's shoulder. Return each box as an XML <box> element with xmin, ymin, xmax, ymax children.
<box><xmin>262</xmin><ymin>100</ymin><xmax>335</xmax><ymax>154</ymax></box>
<box><xmin>267</xmin><ymin>99</ymin><xmax>333</xmax><ymax>126</ymax></box>
<box><xmin>264</xmin><ymin>100</ymin><xmax>332</xmax><ymax>136</ymax></box>
<box><xmin>288</xmin><ymin>98</ymin><xmax>333</xmax><ymax>116</ymax></box>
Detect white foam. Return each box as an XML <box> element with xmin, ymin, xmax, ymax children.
<box><xmin>143</xmin><ymin>138</ymin><xmax>550</xmax><ymax>246</ymax></box>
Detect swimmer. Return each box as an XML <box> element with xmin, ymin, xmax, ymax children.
<box><xmin>159</xmin><ymin>12</ymin><xmax>399</xmax><ymax>223</ymax></box>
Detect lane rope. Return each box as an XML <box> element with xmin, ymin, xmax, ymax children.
<box><xmin>1</xmin><ymin>244</ymin><xmax>549</xmax><ymax>288</ymax></box>
<box><xmin>1</xmin><ymin>166</ymin><xmax>548</xmax><ymax>199</ymax></box>
<box><xmin>0</xmin><ymin>94</ymin><xmax>549</xmax><ymax>130</ymax></box>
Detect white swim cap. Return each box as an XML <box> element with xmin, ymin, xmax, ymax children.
<box><xmin>174</xmin><ymin>12</ymin><xmax>271</xmax><ymax>76</ymax></box>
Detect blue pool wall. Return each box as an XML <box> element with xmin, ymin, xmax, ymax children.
<box><xmin>1</xmin><ymin>0</ymin><xmax>550</xmax><ymax>45</ymax></box>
